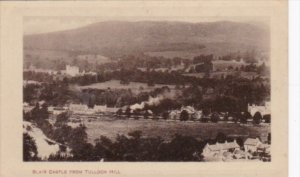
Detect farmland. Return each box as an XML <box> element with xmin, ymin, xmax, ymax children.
<box><xmin>82</xmin><ymin>118</ymin><xmax>270</xmax><ymax>144</ymax></box>
<box><xmin>144</xmin><ymin>42</ymin><xmax>261</xmax><ymax>59</ymax></box>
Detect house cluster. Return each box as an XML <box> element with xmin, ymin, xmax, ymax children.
<box><xmin>23</xmin><ymin>80</ymin><xmax>42</xmax><ymax>86</ymax></box>
<box><xmin>24</xmin><ymin>100</ymin><xmax>118</xmax><ymax>117</ymax></box>
<box><xmin>167</xmin><ymin>106</ymin><xmax>231</xmax><ymax>122</ymax></box>
<box><xmin>248</xmin><ymin>101</ymin><xmax>271</xmax><ymax>117</ymax></box>
<box><xmin>211</xmin><ymin>59</ymin><xmax>246</xmax><ymax>72</ymax></box>
<box><xmin>117</xmin><ymin>106</ymin><xmax>154</xmax><ymax>117</ymax></box>
<box><xmin>60</xmin><ymin>65</ymin><xmax>96</xmax><ymax>77</ymax></box>
<box><xmin>25</xmin><ymin>64</ymin><xmax>58</xmax><ymax>75</ymax></box>
<box><xmin>47</xmin><ymin>106</ymin><xmax>69</xmax><ymax>115</ymax></box>
<box><xmin>202</xmin><ymin>137</ymin><xmax>271</xmax><ymax>162</ymax></box>
<box><xmin>25</xmin><ymin>64</ymin><xmax>96</xmax><ymax>77</ymax></box>
<box><xmin>47</xmin><ymin>103</ymin><xmax>118</xmax><ymax>116</ymax></box>
<box><xmin>169</xmin><ymin>106</ymin><xmax>203</xmax><ymax>120</ymax></box>
<box><xmin>69</xmin><ymin>103</ymin><xmax>108</xmax><ymax>115</ymax></box>
<box><xmin>63</xmin><ymin>65</ymin><xmax>80</xmax><ymax>77</ymax></box>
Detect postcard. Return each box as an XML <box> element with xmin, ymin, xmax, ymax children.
<box><xmin>0</xmin><ymin>1</ymin><xmax>288</xmax><ymax>177</ymax></box>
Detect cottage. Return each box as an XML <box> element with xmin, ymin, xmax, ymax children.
<box><xmin>169</xmin><ymin>110</ymin><xmax>181</xmax><ymax>120</ymax></box>
<box><xmin>233</xmin><ymin>149</ymin><xmax>247</xmax><ymax>159</ymax></box>
<box><xmin>244</xmin><ymin>138</ymin><xmax>262</xmax><ymax>152</ymax></box>
<box><xmin>181</xmin><ymin>106</ymin><xmax>195</xmax><ymax>114</ymax></box>
<box><xmin>23</xmin><ymin>80</ymin><xmax>41</xmax><ymax>86</ymax></box>
<box><xmin>85</xmin><ymin>71</ymin><xmax>97</xmax><ymax>76</ymax></box>
<box><xmin>202</xmin><ymin>140</ymin><xmax>240</xmax><ymax>159</ymax></box>
<box><xmin>93</xmin><ymin>105</ymin><xmax>107</xmax><ymax>113</ymax></box>
<box><xmin>65</xmin><ymin>65</ymin><xmax>80</xmax><ymax>77</ymax></box>
<box><xmin>69</xmin><ymin>104</ymin><xmax>88</xmax><ymax>114</ymax></box>
<box><xmin>257</xmin><ymin>143</ymin><xmax>271</xmax><ymax>154</ymax></box>
<box><xmin>25</xmin><ymin>65</ymin><xmax>58</xmax><ymax>75</ymax></box>
<box><xmin>52</xmin><ymin>107</ymin><xmax>67</xmax><ymax>115</ymax></box>
<box><xmin>105</xmin><ymin>107</ymin><xmax>119</xmax><ymax>114</ymax></box>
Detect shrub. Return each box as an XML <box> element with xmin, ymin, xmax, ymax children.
<box><xmin>180</xmin><ymin>110</ymin><xmax>189</xmax><ymax>121</ymax></box>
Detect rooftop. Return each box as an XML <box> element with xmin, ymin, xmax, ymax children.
<box><xmin>244</xmin><ymin>138</ymin><xmax>261</xmax><ymax>146</ymax></box>
<box><xmin>206</xmin><ymin>141</ymin><xmax>240</xmax><ymax>151</ymax></box>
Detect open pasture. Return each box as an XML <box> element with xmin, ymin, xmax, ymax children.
<box><xmin>83</xmin><ymin>118</ymin><xmax>270</xmax><ymax>144</ymax></box>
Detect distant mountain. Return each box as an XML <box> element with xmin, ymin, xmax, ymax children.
<box><xmin>24</xmin><ymin>21</ymin><xmax>269</xmax><ymax>58</ymax></box>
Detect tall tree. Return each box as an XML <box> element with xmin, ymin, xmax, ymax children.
<box><xmin>253</xmin><ymin>112</ymin><xmax>262</xmax><ymax>124</ymax></box>
<box><xmin>23</xmin><ymin>133</ymin><xmax>39</xmax><ymax>161</ymax></box>
<box><xmin>180</xmin><ymin>110</ymin><xmax>189</xmax><ymax>121</ymax></box>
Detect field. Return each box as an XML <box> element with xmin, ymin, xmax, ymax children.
<box><xmin>76</xmin><ymin>80</ymin><xmax>176</xmax><ymax>93</ymax></box>
<box><xmin>24</xmin><ymin>49</ymin><xmax>72</xmax><ymax>61</ymax></box>
<box><xmin>82</xmin><ymin>118</ymin><xmax>270</xmax><ymax>144</ymax></box>
<box><xmin>145</xmin><ymin>50</ymin><xmax>208</xmax><ymax>60</ymax></box>
<box><xmin>144</xmin><ymin>42</ymin><xmax>255</xmax><ymax>59</ymax></box>
<box><xmin>24</xmin><ymin>49</ymin><xmax>111</xmax><ymax>64</ymax></box>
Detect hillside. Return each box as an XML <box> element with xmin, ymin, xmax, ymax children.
<box><xmin>24</xmin><ymin>21</ymin><xmax>269</xmax><ymax>58</ymax></box>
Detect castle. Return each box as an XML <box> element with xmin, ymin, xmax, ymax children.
<box><xmin>65</xmin><ymin>65</ymin><xmax>80</xmax><ymax>77</ymax></box>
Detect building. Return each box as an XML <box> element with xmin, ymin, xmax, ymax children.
<box><xmin>69</xmin><ymin>103</ymin><xmax>89</xmax><ymax>114</ymax></box>
<box><xmin>248</xmin><ymin>101</ymin><xmax>271</xmax><ymax>117</ymax></box>
<box><xmin>23</xmin><ymin>80</ymin><xmax>41</xmax><ymax>86</ymax></box>
<box><xmin>105</xmin><ymin>107</ymin><xmax>119</xmax><ymax>114</ymax></box>
<box><xmin>169</xmin><ymin>110</ymin><xmax>181</xmax><ymax>120</ymax></box>
<box><xmin>24</xmin><ymin>64</ymin><xmax>58</xmax><ymax>75</ymax></box>
<box><xmin>257</xmin><ymin>143</ymin><xmax>271</xmax><ymax>161</ymax></box>
<box><xmin>181</xmin><ymin>106</ymin><xmax>196</xmax><ymax>114</ymax></box>
<box><xmin>85</xmin><ymin>71</ymin><xmax>97</xmax><ymax>76</ymax></box>
<box><xmin>202</xmin><ymin>140</ymin><xmax>240</xmax><ymax>159</ymax></box>
<box><xmin>232</xmin><ymin>149</ymin><xmax>247</xmax><ymax>159</ymax></box>
<box><xmin>244</xmin><ymin>138</ymin><xmax>262</xmax><ymax>152</ymax></box>
<box><xmin>65</xmin><ymin>65</ymin><xmax>80</xmax><ymax>77</ymax></box>
<box><xmin>168</xmin><ymin>106</ymin><xmax>198</xmax><ymax>120</ymax></box>
<box><xmin>23</xmin><ymin>102</ymin><xmax>34</xmax><ymax>113</ymax></box>
<box><xmin>48</xmin><ymin>106</ymin><xmax>69</xmax><ymax>115</ymax></box>
<box><xmin>212</xmin><ymin>59</ymin><xmax>246</xmax><ymax>72</ymax></box>
<box><xmin>93</xmin><ymin>105</ymin><xmax>107</xmax><ymax>113</ymax></box>
<box><xmin>257</xmin><ymin>143</ymin><xmax>271</xmax><ymax>154</ymax></box>
<box><xmin>68</xmin><ymin>104</ymin><xmax>113</xmax><ymax>115</ymax></box>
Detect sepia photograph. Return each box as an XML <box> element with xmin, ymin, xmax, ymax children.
<box><xmin>22</xmin><ymin>16</ymin><xmax>272</xmax><ymax>162</ymax></box>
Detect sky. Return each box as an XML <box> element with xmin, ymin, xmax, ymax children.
<box><xmin>24</xmin><ymin>16</ymin><xmax>269</xmax><ymax>35</ymax></box>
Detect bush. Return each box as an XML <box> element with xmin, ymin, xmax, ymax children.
<box><xmin>23</xmin><ymin>133</ymin><xmax>40</xmax><ymax>161</ymax></box>
<box><xmin>211</xmin><ymin>113</ymin><xmax>219</xmax><ymax>123</ymax></box>
<box><xmin>239</xmin><ymin>112</ymin><xmax>250</xmax><ymax>124</ymax></box>
<box><xmin>263</xmin><ymin>114</ymin><xmax>271</xmax><ymax>123</ymax></box>
<box><xmin>54</xmin><ymin>112</ymin><xmax>69</xmax><ymax>127</ymax></box>
<box><xmin>180</xmin><ymin>110</ymin><xmax>189</xmax><ymax>121</ymax></box>
<box><xmin>162</xmin><ymin>112</ymin><xmax>169</xmax><ymax>120</ymax></box>
<box><xmin>215</xmin><ymin>132</ymin><xmax>227</xmax><ymax>143</ymax></box>
<box><xmin>253</xmin><ymin>112</ymin><xmax>262</xmax><ymax>124</ymax></box>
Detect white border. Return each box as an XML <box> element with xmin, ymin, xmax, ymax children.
<box><xmin>289</xmin><ymin>0</ymin><xmax>300</xmax><ymax>177</ymax></box>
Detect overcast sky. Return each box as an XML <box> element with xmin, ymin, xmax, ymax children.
<box><xmin>24</xmin><ymin>16</ymin><xmax>269</xmax><ymax>35</ymax></box>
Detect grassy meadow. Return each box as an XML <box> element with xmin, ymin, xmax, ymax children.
<box><xmin>82</xmin><ymin>118</ymin><xmax>270</xmax><ymax>144</ymax></box>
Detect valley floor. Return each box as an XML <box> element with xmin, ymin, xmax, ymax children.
<box><xmin>79</xmin><ymin>118</ymin><xmax>270</xmax><ymax>144</ymax></box>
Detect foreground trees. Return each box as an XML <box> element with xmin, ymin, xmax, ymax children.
<box><xmin>180</xmin><ymin>110</ymin><xmax>189</xmax><ymax>121</ymax></box>
<box><xmin>45</xmin><ymin>130</ymin><xmax>205</xmax><ymax>162</ymax></box>
<box><xmin>211</xmin><ymin>113</ymin><xmax>220</xmax><ymax>123</ymax></box>
<box><xmin>23</xmin><ymin>133</ymin><xmax>40</xmax><ymax>161</ymax></box>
